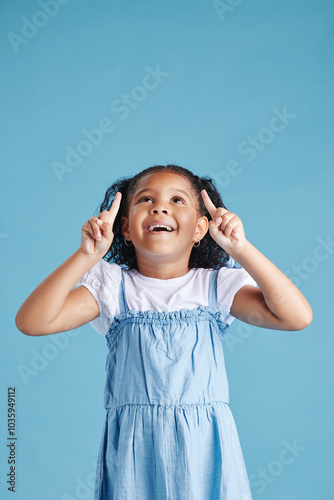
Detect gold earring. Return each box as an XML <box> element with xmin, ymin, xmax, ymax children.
<box><xmin>193</xmin><ymin>241</ymin><xmax>200</xmax><ymax>247</ymax></box>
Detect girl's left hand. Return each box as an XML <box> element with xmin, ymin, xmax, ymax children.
<box><xmin>201</xmin><ymin>189</ymin><xmax>247</xmax><ymax>253</ymax></box>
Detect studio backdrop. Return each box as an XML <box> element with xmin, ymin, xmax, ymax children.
<box><xmin>1</xmin><ymin>1</ymin><xmax>333</xmax><ymax>499</ymax></box>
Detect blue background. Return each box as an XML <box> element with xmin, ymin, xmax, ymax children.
<box><xmin>1</xmin><ymin>0</ymin><xmax>333</xmax><ymax>498</ymax></box>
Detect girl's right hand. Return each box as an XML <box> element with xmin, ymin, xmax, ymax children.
<box><xmin>80</xmin><ymin>192</ymin><xmax>122</xmax><ymax>256</ymax></box>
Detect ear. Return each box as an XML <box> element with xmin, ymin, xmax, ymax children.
<box><xmin>194</xmin><ymin>216</ymin><xmax>209</xmax><ymax>241</ymax></box>
<box><xmin>121</xmin><ymin>216</ymin><xmax>130</xmax><ymax>239</ymax></box>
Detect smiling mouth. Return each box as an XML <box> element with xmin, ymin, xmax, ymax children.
<box><xmin>144</xmin><ymin>228</ymin><xmax>175</xmax><ymax>234</ymax></box>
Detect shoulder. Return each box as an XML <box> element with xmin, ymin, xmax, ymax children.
<box><xmin>217</xmin><ymin>265</ymin><xmax>257</xmax><ymax>291</ymax></box>
<box><xmin>75</xmin><ymin>259</ymin><xmax>123</xmax><ymax>291</ymax></box>
<box><xmin>190</xmin><ymin>264</ymin><xmax>257</xmax><ymax>295</ymax></box>
<box><xmin>215</xmin><ymin>263</ymin><xmax>258</xmax><ymax>324</ymax></box>
<box><xmin>99</xmin><ymin>259</ymin><xmax>123</xmax><ymax>280</ymax></box>
<box><xmin>74</xmin><ymin>260</ymin><xmax>124</xmax><ymax>336</ymax></box>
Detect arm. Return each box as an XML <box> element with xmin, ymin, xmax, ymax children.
<box><xmin>201</xmin><ymin>190</ymin><xmax>313</xmax><ymax>331</ymax></box>
<box><xmin>229</xmin><ymin>240</ymin><xmax>313</xmax><ymax>330</ymax></box>
<box><xmin>15</xmin><ymin>249</ymin><xmax>102</xmax><ymax>336</ymax></box>
<box><xmin>15</xmin><ymin>191</ymin><xmax>122</xmax><ymax>336</ymax></box>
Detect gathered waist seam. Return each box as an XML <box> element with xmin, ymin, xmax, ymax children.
<box><xmin>106</xmin><ymin>400</ymin><xmax>230</xmax><ymax>412</ymax></box>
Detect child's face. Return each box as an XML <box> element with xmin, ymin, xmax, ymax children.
<box><xmin>121</xmin><ymin>171</ymin><xmax>208</xmax><ymax>267</ymax></box>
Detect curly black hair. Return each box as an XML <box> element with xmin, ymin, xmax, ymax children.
<box><xmin>95</xmin><ymin>164</ymin><xmax>234</xmax><ymax>271</ymax></box>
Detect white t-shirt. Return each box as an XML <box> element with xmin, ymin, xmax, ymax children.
<box><xmin>75</xmin><ymin>260</ymin><xmax>258</xmax><ymax>336</ymax></box>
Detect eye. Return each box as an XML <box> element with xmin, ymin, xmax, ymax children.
<box><xmin>138</xmin><ymin>196</ymin><xmax>185</xmax><ymax>203</ymax></box>
<box><xmin>139</xmin><ymin>196</ymin><xmax>153</xmax><ymax>202</ymax></box>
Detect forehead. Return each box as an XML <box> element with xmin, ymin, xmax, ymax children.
<box><xmin>134</xmin><ymin>172</ymin><xmax>194</xmax><ymax>195</ymax></box>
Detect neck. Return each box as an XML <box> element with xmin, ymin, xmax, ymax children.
<box><xmin>136</xmin><ymin>260</ymin><xmax>192</xmax><ymax>280</ymax></box>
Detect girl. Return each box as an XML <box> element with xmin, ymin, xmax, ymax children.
<box><xmin>16</xmin><ymin>164</ymin><xmax>313</xmax><ymax>500</ymax></box>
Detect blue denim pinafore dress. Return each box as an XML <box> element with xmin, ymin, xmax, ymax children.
<box><xmin>94</xmin><ymin>266</ymin><xmax>253</xmax><ymax>500</ymax></box>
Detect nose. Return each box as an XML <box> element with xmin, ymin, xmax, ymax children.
<box><xmin>152</xmin><ymin>207</ymin><xmax>168</xmax><ymax>214</ymax></box>
<box><xmin>150</xmin><ymin>202</ymin><xmax>168</xmax><ymax>214</ymax></box>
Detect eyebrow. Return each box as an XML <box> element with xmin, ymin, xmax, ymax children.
<box><xmin>134</xmin><ymin>187</ymin><xmax>191</xmax><ymax>200</ymax></box>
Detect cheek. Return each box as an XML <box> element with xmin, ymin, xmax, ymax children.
<box><xmin>129</xmin><ymin>207</ymin><xmax>142</xmax><ymax>221</ymax></box>
<box><xmin>129</xmin><ymin>208</ymin><xmax>145</xmax><ymax>230</ymax></box>
<box><xmin>179</xmin><ymin>213</ymin><xmax>197</xmax><ymax>229</ymax></box>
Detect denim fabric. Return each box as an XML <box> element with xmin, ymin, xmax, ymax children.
<box><xmin>94</xmin><ymin>261</ymin><xmax>253</xmax><ymax>499</ymax></box>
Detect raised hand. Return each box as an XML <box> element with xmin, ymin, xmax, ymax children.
<box><xmin>80</xmin><ymin>192</ymin><xmax>122</xmax><ymax>256</ymax></box>
<box><xmin>201</xmin><ymin>189</ymin><xmax>247</xmax><ymax>253</ymax></box>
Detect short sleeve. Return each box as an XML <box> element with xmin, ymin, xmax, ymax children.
<box><xmin>217</xmin><ymin>266</ymin><xmax>258</xmax><ymax>325</ymax></box>
<box><xmin>74</xmin><ymin>259</ymin><xmax>122</xmax><ymax>335</ymax></box>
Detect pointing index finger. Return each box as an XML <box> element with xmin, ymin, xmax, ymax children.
<box><xmin>108</xmin><ymin>191</ymin><xmax>122</xmax><ymax>222</ymax></box>
<box><xmin>201</xmin><ymin>189</ymin><xmax>217</xmax><ymax>219</ymax></box>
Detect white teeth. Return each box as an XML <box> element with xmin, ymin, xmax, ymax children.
<box><xmin>148</xmin><ymin>224</ymin><xmax>173</xmax><ymax>232</ymax></box>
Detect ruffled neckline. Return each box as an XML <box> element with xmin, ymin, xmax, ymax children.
<box><xmin>105</xmin><ymin>305</ymin><xmax>230</xmax><ymax>346</ymax></box>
